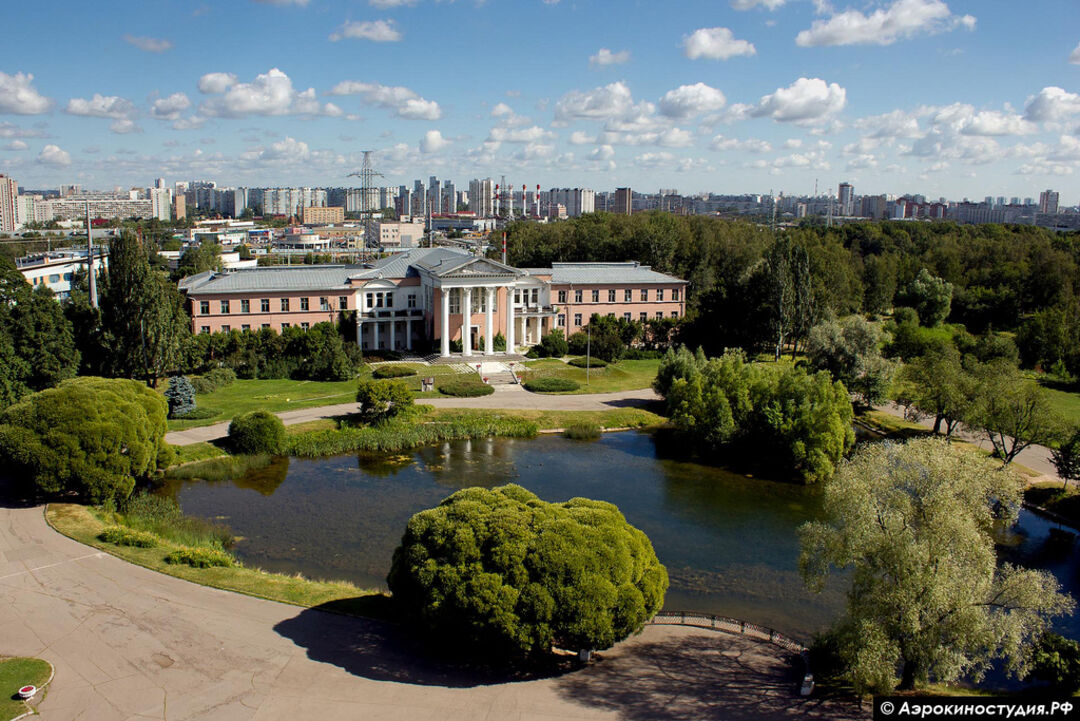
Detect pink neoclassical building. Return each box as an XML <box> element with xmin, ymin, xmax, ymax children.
<box><xmin>178</xmin><ymin>247</ymin><xmax>687</xmax><ymax>357</ymax></box>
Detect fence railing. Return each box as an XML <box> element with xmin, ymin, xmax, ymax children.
<box><xmin>646</xmin><ymin>611</ymin><xmax>807</xmax><ymax>653</ymax></box>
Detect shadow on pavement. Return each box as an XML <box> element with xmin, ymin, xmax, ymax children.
<box><xmin>554</xmin><ymin>631</ymin><xmax>869</xmax><ymax>721</ymax></box>
<box><xmin>273</xmin><ymin>601</ymin><xmax>579</xmax><ymax>688</ymax></box>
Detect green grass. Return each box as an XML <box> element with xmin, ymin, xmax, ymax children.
<box><xmin>1040</xmin><ymin>382</ymin><xmax>1080</xmax><ymax>427</ymax></box>
<box><xmin>167</xmin><ymin>378</ymin><xmax>364</xmax><ymax>430</ymax></box>
<box><xmin>46</xmin><ymin>504</ymin><xmax>392</xmax><ymax>619</ymax></box>
<box><xmin>171</xmin><ymin>442</ymin><xmax>227</xmax><ymax>465</ymax></box>
<box><xmin>521</xmin><ymin>358</ymin><xmax>661</xmax><ymax>394</ymax></box>
<box><xmin>421</xmin><ymin>407</ymin><xmax>666</xmax><ymax>431</ymax></box>
<box><xmin>165</xmin><ymin>454</ymin><xmax>274</xmax><ymax>483</ymax></box>
<box><xmin>0</xmin><ymin>657</ymin><xmax>52</xmax><ymax>721</ymax></box>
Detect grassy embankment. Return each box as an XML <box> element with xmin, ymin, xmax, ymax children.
<box><xmin>0</xmin><ymin>657</ymin><xmax>52</xmax><ymax>721</ymax></box>
<box><xmin>520</xmin><ymin>358</ymin><xmax>661</xmax><ymax>394</ymax></box>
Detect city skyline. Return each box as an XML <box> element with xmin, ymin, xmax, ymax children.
<box><xmin>1</xmin><ymin>0</ymin><xmax>1078</xmax><ymax>199</ymax></box>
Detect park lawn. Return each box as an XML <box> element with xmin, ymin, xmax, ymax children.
<box><xmin>521</xmin><ymin>358</ymin><xmax>661</xmax><ymax>394</ymax></box>
<box><xmin>172</xmin><ymin>442</ymin><xmax>227</xmax><ymax>465</ymax></box>
<box><xmin>45</xmin><ymin>504</ymin><xmax>392</xmax><ymax>620</ymax></box>
<box><xmin>1039</xmin><ymin>382</ymin><xmax>1080</xmax><ymax>427</ymax></box>
<box><xmin>168</xmin><ymin>378</ymin><xmax>363</xmax><ymax>430</ymax></box>
<box><xmin>421</xmin><ymin>406</ymin><xmax>667</xmax><ymax>431</ymax></box>
<box><xmin>0</xmin><ymin>657</ymin><xmax>52</xmax><ymax>721</ymax></box>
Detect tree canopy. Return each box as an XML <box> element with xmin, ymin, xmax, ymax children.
<box><xmin>388</xmin><ymin>484</ymin><xmax>668</xmax><ymax>660</ymax></box>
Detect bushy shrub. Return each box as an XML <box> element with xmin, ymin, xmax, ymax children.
<box><xmin>437</xmin><ymin>378</ymin><xmax>495</xmax><ymax>397</ymax></box>
<box><xmin>99</xmin><ymin>526</ymin><xmax>157</xmax><ymax>548</ymax></box>
<box><xmin>165</xmin><ymin>547</ymin><xmax>235</xmax><ymax>568</ymax></box>
<box><xmin>205</xmin><ymin>367</ymin><xmax>236</xmax><ymax>389</ymax></box>
<box><xmin>524</xmin><ymin>377</ymin><xmax>580</xmax><ymax>393</ymax></box>
<box><xmin>538</xmin><ymin>330</ymin><xmax>569</xmax><ymax>358</ymax></box>
<box><xmin>164</xmin><ymin>376</ymin><xmax>197</xmax><ymax>418</ymax></box>
<box><xmin>356</xmin><ymin>379</ymin><xmax>414</xmax><ymax>421</ymax></box>
<box><xmin>567</xmin><ymin>332</ymin><xmax>589</xmax><ymax>356</ymax></box>
<box><xmin>0</xmin><ymin>377</ymin><xmax>171</xmax><ymax>502</ymax></box>
<box><xmin>524</xmin><ymin>347</ymin><xmax>541</xmax><ymax>359</ymax></box>
<box><xmin>388</xmin><ymin>484</ymin><xmax>668</xmax><ymax>660</ymax></box>
<box><xmin>449</xmin><ymin>338</ymin><xmax>463</xmax><ymax>353</ymax></box>
<box><xmin>568</xmin><ymin>356</ymin><xmax>608</xmax><ymax>368</ymax></box>
<box><xmin>564</xmin><ymin>422</ymin><xmax>602</xmax><ymax>440</ymax></box>
<box><xmin>189</xmin><ymin>376</ymin><xmax>215</xmax><ymax>394</ymax></box>
<box><xmin>372</xmin><ymin>365</ymin><xmax>418</xmax><ymax>379</ymax></box>
<box><xmin>1028</xmin><ymin>633</ymin><xmax>1080</xmax><ymax>693</ymax></box>
<box><xmin>228</xmin><ymin>410</ymin><xmax>287</xmax><ymax>455</ymax></box>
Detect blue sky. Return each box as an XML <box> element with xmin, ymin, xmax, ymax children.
<box><xmin>1</xmin><ymin>0</ymin><xmax>1078</xmax><ymax>201</ymax></box>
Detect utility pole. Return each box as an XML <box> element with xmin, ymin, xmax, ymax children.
<box><xmin>586</xmin><ymin>323</ymin><xmax>591</xmax><ymax>386</ymax></box>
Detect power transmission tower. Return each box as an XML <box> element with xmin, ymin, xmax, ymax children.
<box><xmin>346</xmin><ymin>151</ymin><xmax>383</xmax><ymax>261</ymax></box>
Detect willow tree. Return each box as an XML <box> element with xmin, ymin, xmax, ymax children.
<box><xmin>800</xmin><ymin>438</ymin><xmax>1073</xmax><ymax>693</ymax></box>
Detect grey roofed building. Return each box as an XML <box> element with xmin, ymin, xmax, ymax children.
<box><xmin>541</xmin><ymin>261</ymin><xmax>687</xmax><ymax>286</ymax></box>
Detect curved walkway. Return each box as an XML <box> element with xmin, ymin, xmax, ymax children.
<box><xmin>165</xmin><ymin>387</ymin><xmax>662</xmax><ymax>446</ymax></box>
<box><xmin>0</xmin><ymin>502</ymin><xmax>868</xmax><ymax>720</ymax></box>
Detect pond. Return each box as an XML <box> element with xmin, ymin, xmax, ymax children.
<box><xmin>158</xmin><ymin>431</ymin><xmax>1080</xmax><ymax>644</ymax></box>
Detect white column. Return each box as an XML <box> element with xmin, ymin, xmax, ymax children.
<box><xmin>506</xmin><ymin>286</ymin><xmax>515</xmax><ymax>353</ymax></box>
<box><xmin>406</xmin><ymin>319</ymin><xmax>413</xmax><ymax>350</ymax></box>
<box><xmin>440</xmin><ymin>288</ymin><xmax>450</xmax><ymax>357</ymax></box>
<box><xmin>373</xmin><ymin>321</ymin><xmax>380</xmax><ymax>350</ymax></box>
<box><xmin>462</xmin><ymin>287</ymin><xmax>473</xmax><ymax>357</ymax></box>
<box><xmin>484</xmin><ymin>287</ymin><xmax>494</xmax><ymax>356</ymax></box>
<box><xmin>389</xmin><ymin>319</ymin><xmax>396</xmax><ymax>350</ymax></box>
<box><xmin>356</xmin><ymin>319</ymin><xmax>363</xmax><ymax>348</ymax></box>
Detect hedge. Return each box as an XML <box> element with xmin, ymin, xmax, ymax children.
<box><xmin>568</xmin><ymin>356</ymin><xmax>608</xmax><ymax>368</ymax></box>
<box><xmin>373</xmin><ymin>365</ymin><xmax>418</xmax><ymax>379</ymax></box>
<box><xmin>523</xmin><ymin>377</ymin><xmax>580</xmax><ymax>393</ymax></box>
<box><xmin>228</xmin><ymin>410</ymin><xmax>287</xmax><ymax>455</ymax></box>
<box><xmin>438</xmin><ymin>378</ymin><xmax>495</xmax><ymax>397</ymax></box>
<box><xmin>98</xmin><ymin>526</ymin><xmax>158</xmax><ymax>548</ymax></box>
<box><xmin>165</xmin><ymin>547</ymin><xmax>236</xmax><ymax>568</ymax></box>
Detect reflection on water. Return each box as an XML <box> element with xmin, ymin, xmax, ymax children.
<box><xmin>161</xmin><ymin>431</ymin><xmax>1080</xmax><ymax>642</ymax></box>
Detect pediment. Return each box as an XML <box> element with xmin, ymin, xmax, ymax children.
<box><xmin>439</xmin><ymin>258</ymin><xmax>519</xmax><ymax>278</ymax></box>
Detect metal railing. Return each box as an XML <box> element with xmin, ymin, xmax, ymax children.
<box><xmin>646</xmin><ymin>611</ymin><xmax>807</xmax><ymax>653</ymax></box>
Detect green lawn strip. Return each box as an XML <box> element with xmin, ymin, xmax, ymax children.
<box><xmin>520</xmin><ymin>359</ymin><xmax>660</xmax><ymax>394</ymax></box>
<box><xmin>420</xmin><ymin>406</ymin><xmax>666</xmax><ymax>431</ymax></box>
<box><xmin>1039</xmin><ymin>383</ymin><xmax>1080</xmax><ymax>428</ymax></box>
<box><xmin>172</xmin><ymin>442</ymin><xmax>227</xmax><ymax>466</ymax></box>
<box><xmin>168</xmin><ymin>378</ymin><xmax>363</xmax><ymax>430</ymax></box>
<box><xmin>45</xmin><ymin>504</ymin><xmax>392</xmax><ymax>619</ymax></box>
<box><xmin>0</xmin><ymin>657</ymin><xmax>52</xmax><ymax>721</ymax></box>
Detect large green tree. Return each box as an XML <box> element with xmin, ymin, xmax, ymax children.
<box><xmin>899</xmin><ymin>268</ymin><xmax>953</xmax><ymax>327</ymax></box>
<box><xmin>800</xmin><ymin>438</ymin><xmax>1073</xmax><ymax>694</ymax></box>
<box><xmin>805</xmin><ymin>315</ymin><xmax>896</xmax><ymax>406</ymax></box>
<box><xmin>388</xmin><ymin>484</ymin><xmax>668</xmax><ymax>660</ymax></box>
<box><xmin>966</xmin><ymin>359</ymin><xmax>1061</xmax><ymax>465</ymax></box>
<box><xmin>895</xmin><ymin>345</ymin><xmax>976</xmax><ymax>439</ymax></box>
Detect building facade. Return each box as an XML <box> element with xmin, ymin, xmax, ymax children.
<box><xmin>179</xmin><ymin>247</ymin><xmax>687</xmax><ymax>356</ymax></box>
<box><xmin>0</xmin><ymin>174</ymin><xmax>16</xmax><ymax>233</ymax></box>
<box><xmin>613</xmin><ymin>187</ymin><xmax>632</xmax><ymax>215</ymax></box>
<box><xmin>301</xmin><ymin>206</ymin><xmax>345</xmax><ymax>225</ymax></box>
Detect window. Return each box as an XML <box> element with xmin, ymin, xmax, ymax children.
<box><xmin>591</xmin><ymin>289</ymin><xmax>599</xmax><ymax>303</ymax></box>
<box><xmin>319</xmin><ymin>297</ymin><xmax>330</xmax><ymax>311</ymax></box>
<box><xmin>338</xmin><ymin>296</ymin><xmax>348</xmax><ymax>310</ymax></box>
<box><xmin>241</xmin><ymin>299</ymin><xmax>250</xmax><ymax>313</ymax></box>
<box><xmin>515</xmin><ymin>289</ymin><xmax>522</xmax><ymax>304</ymax></box>
<box><xmin>624</xmin><ymin>289</ymin><xmax>632</xmax><ymax>302</ymax></box>
<box><xmin>281</xmin><ymin>323</ymin><xmax>290</xmax><ymax>330</ymax></box>
<box><xmin>385</xmin><ymin>293</ymin><xmax>393</xmax><ymax>308</ymax></box>
<box><xmin>574</xmin><ymin>313</ymin><xmax>582</xmax><ymax>326</ymax></box>
<box><xmin>407</xmin><ymin>294</ymin><xmax>417</xmax><ymax>309</ymax></box>
<box><xmin>558</xmin><ymin>314</ymin><xmax>565</xmax><ymax>327</ymax></box>
<box><xmin>531</xmin><ymin>288</ymin><xmax>539</xmax><ymax>305</ymax></box>
<box><xmin>48</xmin><ymin>274</ymin><xmax>60</xmax><ymax>283</ymax></box>
<box><xmin>200</xmin><ymin>300</ymin><xmax>210</xmax><ymax>315</ymax></box>
<box><xmin>607</xmin><ymin>312</ymin><xmax>615</xmax><ymax>318</ymax></box>
<box><xmin>221</xmin><ymin>325</ymin><xmax>230</xmax><ymax>332</ymax></box>
<box><xmin>300</xmin><ymin>297</ymin><xmax>309</xmax><ymax>311</ymax></box>
<box><xmin>574</xmin><ymin>289</ymin><xmax>583</xmax><ymax>303</ymax></box>
<box><xmin>200</xmin><ymin>325</ymin><xmax>210</xmax><ymax>334</ymax></box>
<box><xmin>301</xmin><ymin>322</ymin><xmax>310</xmax><ymax>330</ymax></box>
<box><xmin>261</xmin><ymin>323</ymin><xmax>270</xmax><ymax>329</ymax></box>
<box><xmin>280</xmin><ymin>298</ymin><xmax>290</xmax><ymax>312</ymax></box>
<box><xmin>640</xmin><ymin>312</ymin><xmax>647</xmax><ymax>321</ymax></box>
<box><xmin>220</xmin><ymin>300</ymin><xmax>230</xmax><ymax>314</ymax></box>
<box><xmin>608</xmin><ymin>289</ymin><xmax>616</xmax><ymax>302</ymax></box>
<box><xmin>558</xmin><ymin>290</ymin><xmax>567</xmax><ymax>303</ymax></box>
<box><xmin>624</xmin><ymin>312</ymin><xmax>631</xmax><ymax>320</ymax></box>
<box><xmin>365</xmin><ymin>292</ymin><xmax>374</xmax><ymax>310</ymax></box>
<box><xmin>261</xmin><ymin>298</ymin><xmax>270</xmax><ymax>312</ymax></box>
<box><xmin>640</xmin><ymin>289</ymin><xmax>648</xmax><ymax>301</ymax></box>
<box><xmin>656</xmin><ymin>312</ymin><xmax>663</xmax><ymax>319</ymax></box>
<box><xmin>672</xmin><ymin>288</ymin><xmax>680</xmax><ymax>302</ymax></box>
<box><xmin>657</xmin><ymin>289</ymin><xmax>665</xmax><ymax>301</ymax></box>
<box><xmin>449</xmin><ymin>288</ymin><xmax>460</xmax><ymax>314</ymax></box>
<box><xmin>671</xmin><ymin>311</ymin><xmax>679</xmax><ymax>318</ymax></box>
<box><xmin>241</xmin><ymin>324</ymin><xmax>250</xmax><ymax>331</ymax></box>
<box><xmin>63</xmin><ymin>272</ymin><xmax>72</xmax><ymax>281</ymax></box>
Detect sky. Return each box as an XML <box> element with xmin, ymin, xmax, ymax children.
<box><xmin>1</xmin><ymin>0</ymin><xmax>1079</xmax><ymax>202</ymax></box>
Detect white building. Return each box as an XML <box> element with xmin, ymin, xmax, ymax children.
<box><xmin>150</xmin><ymin>187</ymin><xmax>172</xmax><ymax>221</ymax></box>
<box><xmin>375</xmin><ymin>220</ymin><xmax>425</xmax><ymax>248</ymax></box>
<box><xmin>0</xmin><ymin>174</ymin><xmax>17</xmax><ymax>233</ymax></box>
<box><xmin>547</xmin><ymin>188</ymin><xmax>595</xmax><ymax>218</ymax></box>
<box><xmin>15</xmin><ymin>248</ymin><xmax>108</xmax><ymax>299</ymax></box>
<box><xmin>468</xmin><ymin>178</ymin><xmax>495</xmax><ymax>218</ymax></box>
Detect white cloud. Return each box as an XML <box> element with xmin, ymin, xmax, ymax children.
<box><xmin>590</xmin><ymin>48</ymin><xmax>630</xmax><ymax>66</ymax></box>
<box><xmin>554</xmin><ymin>81</ymin><xmax>635</xmax><ymax>121</ymax></box>
<box><xmin>329</xmin><ymin>20</ymin><xmax>402</xmax><ymax>42</ymax></box>
<box><xmin>752</xmin><ymin>77</ymin><xmax>846</xmax><ymax>122</ymax></box>
<box><xmin>0</xmin><ymin>72</ymin><xmax>52</xmax><ymax>114</ymax></box>
<box><xmin>658</xmin><ymin>83</ymin><xmax>726</xmax><ymax>119</ymax></box>
<box><xmin>771</xmin><ymin>150</ymin><xmax>830</xmax><ymax>170</ymax></box>
<box><xmin>488</xmin><ymin>125</ymin><xmax>555</xmax><ymax>144</ymax></box>
<box><xmin>419</xmin><ymin>129</ymin><xmax>449</xmax><ymax>153</ymax></box>
<box><xmin>796</xmin><ymin>0</ymin><xmax>975</xmax><ymax>47</ymax></box>
<box><xmin>854</xmin><ymin>109</ymin><xmax>921</xmax><ymax>138</ymax></box>
<box><xmin>633</xmin><ymin>152</ymin><xmax>708</xmax><ymax>172</ymax></box>
<box><xmin>199</xmin><ymin>68</ymin><xmax>339</xmax><ymax>118</ymax></box>
<box><xmin>65</xmin><ymin>94</ymin><xmax>136</xmax><ymax>119</ymax></box>
<box><xmin>1070</xmin><ymin>42</ymin><xmax>1080</xmax><ymax>65</ymax></box>
<box><xmin>783</xmin><ymin>138</ymin><xmax>803</xmax><ymax>148</ymax></box>
<box><xmin>123</xmin><ymin>34</ymin><xmax>173</xmax><ymax>53</ymax></box>
<box><xmin>0</xmin><ymin>122</ymin><xmax>47</xmax><ymax>139</ymax></box>
<box><xmin>150</xmin><ymin>92</ymin><xmax>192</xmax><ymax>120</ymax></box>
<box><xmin>710</xmin><ymin>135</ymin><xmax>772</xmax><ymax>152</ymax></box>
<box><xmin>682</xmin><ymin>27</ymin><xmax>757</xmax><ymax>60</ymax></box>
<box><xmin>1024</xmin><ymin>87</ymin><xmax>1080</xmax><ymax>123</ymax></box>
<box><xmin>568</xmin><ymin>131</ymin><xmax>595</xmax><ymax>145</ymax></box>
<box><xmin>248</xmin><ymin>136</ymin><xmax>311</xmax><ymax>163</ymax></box>
<box><xmin>109</xmin><ymin>118</ymin><xmax>141</xmax><ymax>134</ymax></box>
<box><xmin>958</xmin><ymin>110</ymin><xmax>1033</xmax><ymax>136</ymax></box>
<box><xmin>730</xmin><ymin>0</ymin><xmax>786</xmax><ymax>9</ymax></box>
<box><xmin>589</xmin><ymin>145</ymin><xmax>615</xmax><ymax>161</ymax></box>
<box><xmin>846</xmin><ymin>153</ymin><xmax>878</xmax><ymax>169</ymax></box>
<box><xmin>328</xmin><ymin>81</ymin><xmax>441</xmax><ymax>120</ymax></box>
<box><xmin>4</xmin><ymin>140</ymin><xmax>28</xmax><ymax>151</ymax></box>
<box><xmin>37</xmin><ymin>144</ymin><xmax>71</xmax><ymax>166</ymax></box>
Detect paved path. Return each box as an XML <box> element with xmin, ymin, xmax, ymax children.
<box><xmin>0</xmin><ymin>502</ymin><xmax>867</xmax><ymax>721</ymax></box>
<box><xmin>165</xmin><ymin>387</ymin><xmax>662</xmax><ymax>446</ymax></box>
<box><xmin>872</xmin><ymin>403</ymin><xmax>1062</xmax><ymax>482</ymax></box>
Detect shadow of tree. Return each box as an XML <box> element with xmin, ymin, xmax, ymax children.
<box><xmin>555</xmin><ymin>629</ymin><xmax>869</xmax><ymax>721</ymax></box>
<box><xmin>273</xmin><ymin>601</ymin><xmax>579</xmax><ymax>689</ymax></box>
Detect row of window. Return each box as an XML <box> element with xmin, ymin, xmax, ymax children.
<box><xmin>199</xmin><ymin>296</ymin><xmax>350</xmax><ymax>315</ymax></box>
<box><xmin>31</xmin><ymin>272</ymin><xmax>73</xmax><ymax>285</ymax></box>
<box><xmin>365</xmin><ymin>291</ymin><xmax>418</xmax><ymax>310</ymax></box>
<box><xmin>557</xmin><ymin>310</ymin><xmax>680</xmax><ymax>327</ymax></box>
<box><xmin>199</xmin><ymin>322</ymin><xmax>313</xmax><ymax>334</ymax></box>
<box><xmin>556</xmin><ymin>287</ymin><xmax>680</xmax><ymax>304</ymax></box>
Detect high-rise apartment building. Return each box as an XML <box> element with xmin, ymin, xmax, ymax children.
<box><xmin>0</xmin><ymin>174</ymin><xmax>17</xmax><ymax>233</ymax></box>
<box><xmin>443</xmin><ymin>181</ymin><xmax>456</xmax><ymax>213</ymax></box>
<box><xmin>1039</xmin><ymin>189</ymin><xmax>1060</xmax><ymax>214</ymax></box>
<box><xmin>428</xmin><ymin>176</ymin><xmax>442</xmax><ymax>215</ymax></box>
<box><xmin>547</xmin><ymin>188</ymin><xmax>595</xmax><ymax>218</ymax></box>
<box><xmin>613</xmin><ymin>187</ymin><xmax>632</xmax><ymax>215</ymax></box>
<box><xmin>173</xmin><ymin>193</ymin><xmax>186</xmax><ymax>221</ymax></box>
<box><xmin>149</xmin><ymin>187</ymin><xmax>172</xmax><ymax>222</ymax></box>
<box><xmin>838</xmin><ymin>182</ymin><xmax>854</xmax><ymax>216</ymax></box>
<box><xmin>155</xmin><ymin>178</ymin><xmax>166</xmax><ymax>190</ymax></box>
<box><xmin>412</xmin><ymin>179</ymin><xmax>427</xmax><ymax>217</ymax></box>
<box><xmin>468</xmin><ymin>178</ymin><xmax>495</xmax><ymax>217</ymax></box>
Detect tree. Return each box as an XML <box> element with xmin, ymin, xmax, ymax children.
<box><xmin>1052</xmin><ymin>426</ymin><xmax>1080</xmax><ymax>491</ymax></box>
<box><xmin>355</xmin><ymin>379</ymin><xmax>413</xmax><ymax>422</ymax></box>
<box><xmin>967</xmin><ymin>359</ymin><xmax>1061</xmax><ymax>465</ymax></box>
<box><xmin>896</xmin><ymin>346</ymin><xmax>975</xmax><ymax>439</ymax></box>
<box><xmin>765</xmin><ymin>237</ymin><xmax>814</xmax><ymax>360</ymax></box>
<box><xmin>387</xmin><ymin>484</ymin><xmax>668</xmax><ymax>660</ymax></box>
<box><xmin>0</xmin><ymin>377</ymin><xmax>173</xmax><ymax>502</ymax></box>
<box><xmin>174</xmin><ymin>240</ymin><xmax>222</xmax><ymax>279</ymax></box>
<box><xmin>899</xmin><ymin>269</ymin><xmax>953</xmax><ymax>327</ymax></box>
<box><xmin>1028</xmin><ymin>633</ymin><xmax>1080</xmax><ymax>693</ymax></box>
<box><xmin>537</xmin><ymin>330</ymin><xmax>568</xmax><ymax>358</ymax></box>
<box><xmin>586</xmin><ymin>314</ymin><xmax>640</xmax><ymax>362</ymax></box>
<box><xmin>800</xmin><ymin>438</ymin><xmax>1073</xmax><ymax>694</ymax></box>
<box><xmin>805</xmin><ymin>315</ymin><xmax>896</xmax><ymax>406</ymax></box>
<box><xmin>164</xmin><ymin>376</ymin><xmax>197</xmax><ymax>419</ymax></box>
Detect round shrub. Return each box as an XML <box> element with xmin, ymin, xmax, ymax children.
<box><xmin>228</xmin><ymin>410</ymin><xmax>286</xmax><ymax>455</ymax></box>
<box><xmin>0</xmin><ymin>377</ymin><xmax>171</xmax><ymax>503</ymax></box>
<box><xmin>568</xmin><ymin>356</ymin><xmax>608</xmax><ymax>368</ymax></box>
<box><xmin>373</xmin><ymin>365</ymin><xmax>418</xmax><ymax>379</ymax></box>
<box><xmin>389</xmin><ymin>484</ymin><xmax>668</xmax><ymax>660</ymax></box>
<box><xmin>437</xmin><ymin>378</ymin><xmax>495</xmax><ymax>397</ymax></box>
<box><xmin>205</xmin><ymin>367</ymin><xmax>237</xmax><ymax>389</ymax></box>
<box><xmin>189</xmin><ymin>376</ymin><xmax>215</xmax><ymax>395</ymax></box>
<box><xmin>523</xmin><ymin>377</ymin><xmax>580</xmax><ymax>393</ymax></box>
